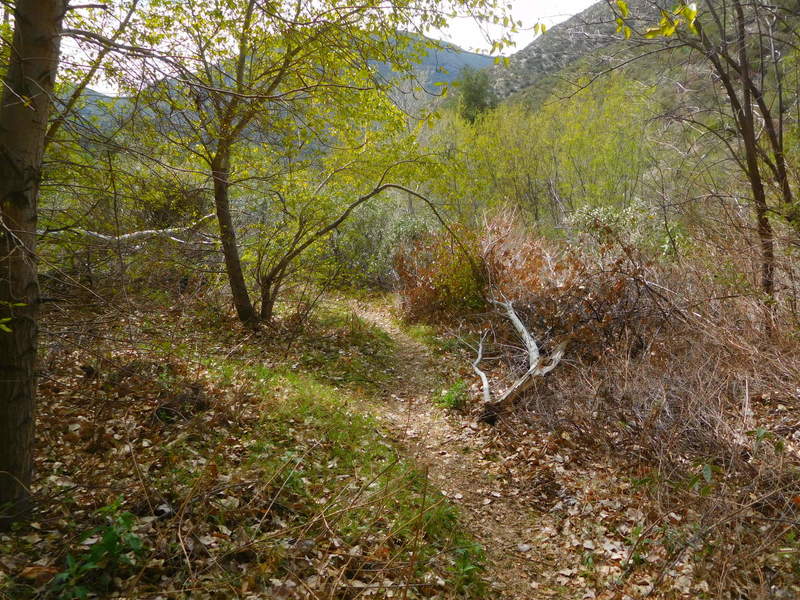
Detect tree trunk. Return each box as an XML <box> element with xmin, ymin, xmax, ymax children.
<box><xmin>741</xmin><ymin>122</ymin><xmax>776</xmax><ymax>309</ymax></box>
<box><xmin>259</xmin><ymin>272</ymin><xmax>285</xmax><ymax>322</ymax></box>
<box><xmin>0</xmin><ymin>0</ymin><xmax>67</xmax><ymax>530</ymax></box>
<box><xmin>260</xmin><ymin>285</ymin><xmax>276</xmax><ymax>322</ymax></box>
<box><xmin>729</xmin><ymin>0</ymin><xmax>776</xmax><ymax>329</ymax></box>
<box><xmin>754</xmin><ymin>193</ymin><xmax>776</xmax><ymax>332</ymax></box>
<box><xmin>694</xmin><ymin>6</ymin><xmax>777</xmax><ymax>331</ymax></box>
<box><xmin>211</xmin><ymin>149</ymin><xmax>258</xmax><ymax>326</ymax></box>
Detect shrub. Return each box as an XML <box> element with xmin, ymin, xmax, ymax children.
<box><xmin>330</xmin><ymin>203</ymin><xmax>433</xmax><ymax>290</ymax></box>
<box><xmin>394</xmin><ymin>227</ymin><xmax>485</xmax><ymax>321</ymax></box>
<box><xmin>483</xmin><ymin>216</ymin><xmax>680</xmax><ymax>360</ymax></box>
<box><xmin>397</xmin><ymin>213</ymin><xmax>674</xmax><ymax>362</ymax></box>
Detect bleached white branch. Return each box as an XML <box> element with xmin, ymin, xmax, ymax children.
<box><xmin>495</xmin><ymin>338</ymin><xmax>566</xmax><ymax>406</ymax></box>
<box><xmin>41</xmin><ymin>213</ymin><xmax>216</xmax><ymax>245</ymax></box>
<box><xmin>472</xmin><ymin>332</ymin><xmax>492</xmax><ymax>405</ymax></box>
<box><xmin>476</xmin><ymin>299</ymin><xmax>567</xmax><ymax>419</ymax></box>
<box><xmin>493</xmin><ymin>299</ymin><xmax>540</xmax><ymax>366</ymax></box>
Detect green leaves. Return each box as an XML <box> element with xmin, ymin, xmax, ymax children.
<box><xmin>614</xmin><ymin>0</ymin><xmax>700</xmax><ymax>39</ymax></box>
<box><xmin>49</xmin><ymin>499</ymin><xmax>145</xmax><ymax>599</ymax></box>
<box><xmin>456</xmin><ymin>66</ymin><xmax>497</xmax><ymax>123</ymax></box>
<box><xmin>702</xmin><ymin>462</ymin><xmax>713</xmax><ymax>484</ymax></box>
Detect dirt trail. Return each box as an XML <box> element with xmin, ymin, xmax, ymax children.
<box><xmin>353</xmin><ymin>301</ymin><xmax>556</xmax><ymax>599</ymax></box>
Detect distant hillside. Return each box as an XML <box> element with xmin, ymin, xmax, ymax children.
<box><xmin>491</xmin><ymin>0</ymin><xmax>659</xmax><ymax>99</ymax></box>
<box><xmin>69</xmin><ymin>36</ymin><xmax>494</xmax><ymax>128</ymax></box>
<box><xmin>377</xmin><ymin>36</ymin><xmax>495</xmax><ymax>89</ymax></box>
<box><xmin>421</xmin><ymin>41</ymin><xmax>495</xmax><ymax>82</ymax></box>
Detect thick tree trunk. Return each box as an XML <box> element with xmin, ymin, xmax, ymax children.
<box><xmin>211</xmin><ymin>150</ymin><xmax>258</xmax><ymax>326</ymax></box>
<box><xmin>0</xmin><ymin>0</ymin><xmax>66</xmax><ymax>529</ymax></box>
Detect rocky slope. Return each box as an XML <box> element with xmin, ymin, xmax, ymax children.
<box><xmin>491</xmin><ymin>0</ymin><xmax>658</xmax><ymax>99</ymax></box>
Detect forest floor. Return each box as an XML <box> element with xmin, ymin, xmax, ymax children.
<box><xmin>352</xmin><ymin>299</ymin><xmax>697</xmax><ymax>600</ymax></box>
<box><xmin>1</xmin><ymin>292</ymin><xmax>715</xmax><ymax>599</ymax></box>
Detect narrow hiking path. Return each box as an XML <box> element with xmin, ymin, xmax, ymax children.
<box><xmin>350</xmin><ymin>298</ymin><xmax>695</xmax><ymax>600</ymax></box>
<box><xmin>352</xmin><ymin>300</ymin><xmax>558</xmax><ymax>599</ymax></box>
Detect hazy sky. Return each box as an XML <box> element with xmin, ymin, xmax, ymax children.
<box><xmin>438</xmin><ymin>0</ymin><xmax>597</xmax><ymax>54</ymax></box>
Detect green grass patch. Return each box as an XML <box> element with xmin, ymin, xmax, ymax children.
<box><xmin>291</xmin><ymin>304</ymin><xmax>398</xmax><ymax>391</ymax></box>
<box><xmin>404</xmin><ymin>323</ymin><xmax>461</xmax><ymax>354</ymax></box>
<box><xmin>141</xmin><ymin>309</ymin><xmax>486</xmax><ymax>596</ymax></box>
<box><xmin>435</xmin><ymin>380</ymin><xmax>469</xmax><ymax>411</ymax></box>
<box><xmin>10</xmin><ymin>297</ymin><xmax>485</xmax><ymax>598</ymax></box>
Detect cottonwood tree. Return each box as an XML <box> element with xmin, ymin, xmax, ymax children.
<box><xmin>457</xmin><ymin>65</ymin><xmax>497</xmax><ymax>123</ymax></box>
<box><xmin>249</xmin><ymin>125</ymin><xmax>423</xmax><ymax>321</ymax></box>
<box><xmin>121</xmin><ymin>0</ymin><xmax>515</xmax><ymax>326</ymax></box>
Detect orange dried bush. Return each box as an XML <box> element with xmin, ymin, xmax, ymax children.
<box><xmin>397</xmin><ymin>213</ymin><xmax>675</xmax><ymax>361</ymax></box>
<box><xmin>481</xmin><ymin>216</ymin><xmax>677</xmax><ymax>360</ymax></box>
<box><xmin>394</xmin><ymin>226</ymin><xmax>486</xmax><ymax>321</ymax></box>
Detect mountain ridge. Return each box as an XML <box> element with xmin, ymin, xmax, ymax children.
<box><xmin>491</xmin><ymin>0</ymin><xmax>661</xmax><ymax>99</ymax></box>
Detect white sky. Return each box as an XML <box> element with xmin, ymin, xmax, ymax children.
<box><xmin>438</xmin><ymin>0</ymin><xmax>597</xmax><ymax>54</ymax></box>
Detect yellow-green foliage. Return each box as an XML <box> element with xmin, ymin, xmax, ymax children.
<box><xmin>430</xmin><ymin>74</ymin><xmax>654</xmax><ymax>229</ymax></box>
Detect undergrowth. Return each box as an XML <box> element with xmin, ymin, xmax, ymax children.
<box><xmin>0</xmin><ymin>297</ymin><xmax>485</xmax><ymax>599</ymax></box>
<box><xmin>435</xmin><ymin>380</ymin><xmax>469</xmax><ymax>411</ymax></box>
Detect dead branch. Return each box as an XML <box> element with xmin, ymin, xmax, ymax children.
<box><xmin>40</xmin><ymin>213</ymin><xmax>216</xmax><ymax>245</ymax></box>
<box><xmin>475</xmin><ymin>300</ymin><xmax>567</xmax><ymax>423</ymax></box>
<box><xmin>472</xmin><ymin>332</ymin><xmax>491</xmax><ymax>405</ymax></box>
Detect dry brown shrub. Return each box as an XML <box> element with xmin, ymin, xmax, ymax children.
<box><xmin>394</xmin><ymin>226</ymin><xmax>486</xmax><ymax>321</ymax></box>
<box><xmin>519</xmin><ymin>248</ymin><xmax>800</xmax><ymax>596</ymax></box>
<box><xmin>481</xmin><ymin>215</ymin><xmax>679</xmax><ymax>360</ymax></box>
<box><xmin>399</xmin><ymin>211</ymin><xmax>800</xmax><ymax>595</ymax></box>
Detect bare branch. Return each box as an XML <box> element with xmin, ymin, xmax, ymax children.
<box><xmin>472</xmin><ymin>332</ymin><xmax>491</xmax><ymax>405</ymax></box>
<box><xmin>477</xmin><ymin>300</ymin><xmax>567</xmax><ymax>422</ymax></box>
<box><xmin>492</xmin><ymin>299</ymin><xmax>540</xmax><ymax>366</ymax></box>
<box><xmin>40</xmin><ymin>213</ymin><xmax>215</xmax><ymax>244</ymax></box>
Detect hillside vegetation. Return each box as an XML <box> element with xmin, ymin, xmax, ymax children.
<box><xmin>3</xmin><ymin>0</ymin><xmax>800</xmax><ymax>599</ymax></box>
